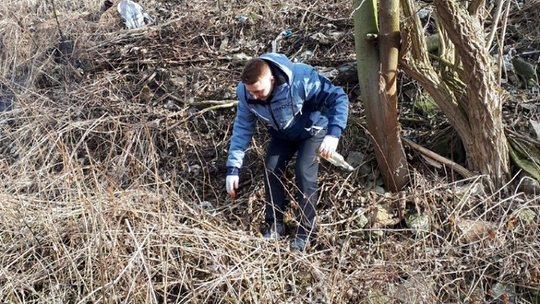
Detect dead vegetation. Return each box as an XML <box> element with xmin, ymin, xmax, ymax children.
<box><xmin>0</xmin><ymin>0</ymin><xmax>539</xmax><ymax>303</ymax></box>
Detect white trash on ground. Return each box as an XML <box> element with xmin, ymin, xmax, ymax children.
<box><xmin>117</xmin><ymin>0</ymin><xmax>155</xmax><ymax>29</ymax></box>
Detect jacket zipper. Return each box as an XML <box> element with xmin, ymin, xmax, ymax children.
<box><xmin>267</xmin><ymin>104</ymin><xmax>281</xmax><ymax>133</ymax></box>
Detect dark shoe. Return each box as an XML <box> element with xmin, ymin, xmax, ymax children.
<box><xmin>290</xmin><ymin>235</ymin><xmax>309</xmax><ymax>251</ymax></box>
<box><xmin>262</xmin><ymin>222</ymin><xmax>285</xmax><ymax>239</ymax></box>
<box><xmin>291</xmin><ymin>224</ymin><xmax>316</xmax><ymax>251</ymax></box>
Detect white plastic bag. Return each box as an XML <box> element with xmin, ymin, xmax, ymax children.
<box><xmin>117</xmin><ymin>0</ymin><xmax>155</xmax><ymax>29</ymax></box>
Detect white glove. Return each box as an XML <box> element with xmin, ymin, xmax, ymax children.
<box><xmin>226</xmin><ymin>175</ymin><xmax>239</xmax><ymax>197</ymax></box>
<box><xmin>318</xmin><ymin>135</ymin><xmax>339</xmax><ymax>158</ymax></box>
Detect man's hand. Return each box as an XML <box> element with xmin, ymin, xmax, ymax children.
<box><xmin>318</xmin><ymin>135</ymin><xmax>339</xmax><ymax>158</ymax></box>
<box><xmin>226</xmin><ymin>175</ymin><xmax>239</xmax><ymax>197</ymax></box>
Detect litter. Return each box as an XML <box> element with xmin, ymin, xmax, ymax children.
<box><xmin>117</xmin><ymin>0</ymin><xmax>155</xmax><ymax>29</ymax></box>
<box><xmin>271</xmin><ymin>30</ymin><xmax>292</xmax><ymax>53</ymax></box>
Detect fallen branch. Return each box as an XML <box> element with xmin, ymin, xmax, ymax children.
<box><xmin>189</xmin><ymin>100</ymin><xmax>238</xmax><ymax>107</ymax></box>
<box><xmin>165</xmin><ymin>100</ymin><xmax>238</xmax><ymax>130</ymax></box>
<box><xmin>163</xmin><ymin>94</ymin><xmax>238</xmax><ymax>107</ymax></box>
<box><xmin>401</xmin><ymin>136</ymin><xmax>475</xmax><ymax>178</ymax></box>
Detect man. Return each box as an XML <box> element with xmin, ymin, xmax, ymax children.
<box><xmin>225</xmin><ymin>53</ymin><xmax>349</xmax><ymax>251</ymax></box>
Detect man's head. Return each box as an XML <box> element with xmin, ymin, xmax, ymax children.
<box><xmin>241</xmin><ymin>58</ymin><xmax>275</xmax><ymax>101</ymax></box>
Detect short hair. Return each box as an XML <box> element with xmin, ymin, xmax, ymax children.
<box><xmin>240</xmin><ymin>58</ymin><xmax>271</xmax><ymax>85</ymax></box>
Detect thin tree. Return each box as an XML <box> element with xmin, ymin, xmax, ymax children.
<box><xmin>353</xmin><ymin>0</ymin><xmax>409</xmax><ymax>191</ymax></box>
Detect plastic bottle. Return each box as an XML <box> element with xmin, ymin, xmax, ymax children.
<box><xmin>318</xmin><ymin>151</ymin><xmax>354</xmax><ymax>171</ymax></box>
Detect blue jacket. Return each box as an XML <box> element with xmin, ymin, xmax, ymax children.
<box><xmin>227</xmin><ymin>53</ymin><xmax>349</xmax><ymax>170</ymax></box>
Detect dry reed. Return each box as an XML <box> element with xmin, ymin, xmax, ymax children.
<box><xmin>1</xmin><ymin>0</ymin><xmax>539</xmax><ymax>303</ymax></box>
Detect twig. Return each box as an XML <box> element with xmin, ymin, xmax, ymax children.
<box><xmin>49</xmin><ymin>0</ymin><xmax>65</xmax><ymax>40</ymax></box>
<box><xmin>298</xmin><ymin>6</ymin><xmax>348</xmax><ymax>23</ymax></box>
<box><xmin>486</xmin><ymin>0</ymin><xmax>504</xmax><ymax>51</ymax></box>
<box><xmin>496</xmin><ymin>0</ymin><xmax>512</xmax><ymax>84</ymax></box>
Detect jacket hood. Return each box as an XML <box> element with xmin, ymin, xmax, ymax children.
<box><xmin>259</xmin><ymin>53</ymin><xmax>293</xmax><ymax>85</ymax></box>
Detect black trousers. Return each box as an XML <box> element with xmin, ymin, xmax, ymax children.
<box><xmin>263</xmin><ymin>130</ymin><xmax>325</xmax><ymax>236</ymax></box>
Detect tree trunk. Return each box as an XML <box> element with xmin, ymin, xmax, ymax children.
<box><xmin>353</xmin><ymin>0</ymin><xmax>409</xmax><ymax>191</ymax></box>
<box><xmin>400</xmin><ymin>0</ymin><xmax>510</xmax><ymax>189</ymax></box>
<box><xmin>434</xmin><ymin>0</ymin><xmax>510</xmax><ymax>188</ymax></box>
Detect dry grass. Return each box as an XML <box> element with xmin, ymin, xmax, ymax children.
<box><xmin>1</xmin><ymin>0</ymin><xmax>540</xmax><ymax>303</ymax></box>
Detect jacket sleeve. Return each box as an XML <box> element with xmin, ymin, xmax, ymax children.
<box><xmin>226</xmin><ymin>86</ymin><xmax>257</xmax><ymax>169</ymax></box>
<box><xmin>305</xmin><ymin>70</ymin><xmax>349</xmax><ymax>138</ymax></box>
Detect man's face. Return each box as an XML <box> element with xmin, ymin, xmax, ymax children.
<box><xmin>245</xmin><ymin>70</ymin><xmax>274</xmax><ymax>101</ymax></box>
